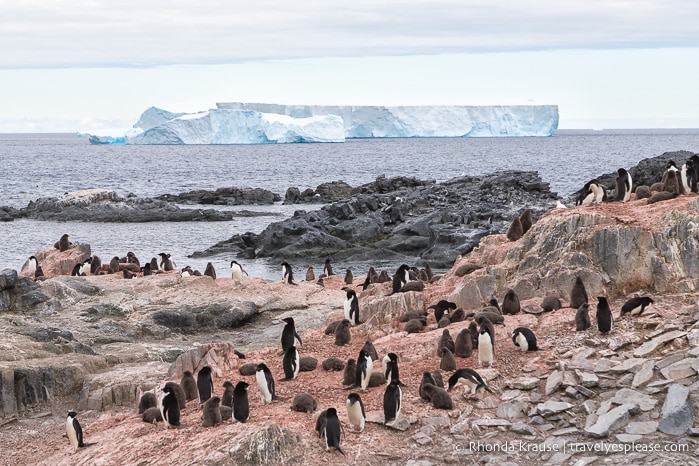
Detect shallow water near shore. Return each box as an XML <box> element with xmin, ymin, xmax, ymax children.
<box><xmin>1</xmin><ymin>129</ymin><xmax>698</xmax><ymax>278</ymax></box>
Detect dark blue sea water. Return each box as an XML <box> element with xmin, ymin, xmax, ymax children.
<box><xmin>1</xmin><ymin>130</ymin><xmax>698</xmax><ymax>278</ymax></box>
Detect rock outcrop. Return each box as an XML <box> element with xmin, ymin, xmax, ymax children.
<box><xmin>156</xmin><ymin>186</ymin><xmax>281</xmax><ymax>205</ymax></box>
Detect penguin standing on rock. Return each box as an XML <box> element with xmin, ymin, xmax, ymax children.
<box><xmin>281</xmin><ymin>262</ymin><xmax>297</xmax><ymax>285</ymax></box>
<box><xmin>282</xmin><ymin>345</ymin><xmax>300</xmax><ymax>380</ymax></box>
<box><xmin>181</xmin><ymin>371</ymin><xmax>198</xmax><ymax>402</ymax></box>
<box><xmin>306</xmin><ymin>266</ymin><xmax>315</xmax><ymax>282</ymax></box>
<box><xmin>230</xmin><ymin>260</ymin><xmax>247</xmax><ymax>285</ymax></box>
<box><xmin>323</xmin><ymin>258</ymin><xmax>334</xmax><ymax>277</ymax></box>
<box><xmin>346</xmin><ymin>349</ymin><xmax>373</xmax><ymax>391</ymax></box>
<box><xmin>570</xmin><ymin>276</ymin><xmax>589</xmax><ymax>309</ymax></box>
<box><xmin>255</xmin><ymin>363</ymin><xmax>278</xmax><ymax>404</ymax></box>
<box><xmin>512</xmin><ymin>327</ymin><xmax>538</xmax><ymax>351</ymax></box>
<box><xmin>596</xmin><ymin>297</ymin><xmax>613</xmax><ymax>334</ymax></box>
<box><xmin>575</xmin><ymin>304</ymin><xmax>591</xmax><ymax>331</ymax></box>
<box><xmin>614</xmin><ymin>168</ymin><xmax>632</xmax><ymax>202</ymax></box>
<box><xmin>344</xmin><ymin>269</ymin><xmax>353</xmax><ymax>285</ymax></box>
<box><xmin>447</xmin><ymin>368</ymin><xmax>493</xmax><ymax>396</ymax></box>
<box><xmin>502</xmin><ymin>289</ymin><xmax>520</xmax><ymax>315</ymax></box>
<box><xmin>158</xmin><ymin>253</ymin><xmax>175</xmax><ymax>271</ymax></box>
<box><xmin>478</xmin><ymin>321</ymin><xmax>495</xmax><ymax>368</ymax></box>
<box><xmin>66</xmin><ymin>411</ymin><xmax>95</xmax><ymax>449</ymax></box>
<box><xmin>383</xmin><ymin>380</ymin><xmax>402</xmax><ymax>424</ymax></box>
<box><xmin>392</xmin><ymin>264</ymin><xmax>411</xmax><ymax>293</ymax></box>
<box><xmin>383</xmin><ymin>353</ymin><xmax>405</xmax><ymax>386</ymax></box>
<box><xmin>204</xmin><ymin>262</ymin><xmax>216</xmax><ymax>279</ymax></box>
<box><xmin>232</xmin><ymin>381</ymin><xmax>250</xmax><ymax>423</ymax></box>
<box><xmin>344</xmin><ymin>289</ymin><xmax>360</xmax><ymax>326</ymax></box>
<box><xmin>322</xmin><ymin>408</ymin><xmax>344</xmax><ymax>455</ymax></box>
<box><xmin>159</xmin><ymin>385</ymin><xmax>181</xmax><ymax>429</ymax></box>
<box><xmin>281</xmin><ymin>317</ymin><xmax>302</xmax><ymax>353</ymax></box>
<box><xmin>196</xmin><ymin>366</ymin><xmax>214</xmax><ymax>403</ymax></box>
<box><xmin>346</xmin><ymin>393</ymin><xmax>366</xmax><ymax>433</ymax></box>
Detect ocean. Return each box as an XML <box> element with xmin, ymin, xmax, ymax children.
<box><xmin>1</xmin><ymin>129</ymin><xmax>698</xmax><ymax>279</ymax></box>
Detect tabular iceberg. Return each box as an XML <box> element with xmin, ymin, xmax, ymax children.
<box><xmin>217</xmin><ymin>102</ymin><xmax>559</xmax><ymax>138</ymax></box>
<box><xmin>84</xmin><ymin>102</ymin><xmax>558</xmax><ymax>145</ymax></box>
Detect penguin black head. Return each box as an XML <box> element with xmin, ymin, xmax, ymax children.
<box><xmin>235</xmin><ymin>381</ymin><xmax>250</xmax><ymax>390</ymax></box>
<box><xmin>231</xmin><ymin>260</ymin><xmax>239</xmax><ymax>267</ymax></box>
<box><xmin>385</xmin><ymin>352</ymin><xmax>398</xmax><ymax>363</ymax></box>
<box><xmin>666</xmin><ymin>160</ymin><xmax>678</xmax><ymax>170</ymax></box>
<box><xmin>346</xmin><ymin>289</ymin><xmax>357</xmax><ymax>299</ymax></box>
<box><xmin>282</xmin><ymin>317</ymin><xmax>294</xmax><ymax>325</ymax></box>
<box><xmin>347</xmin><ymin>393</ymin><xmax>362</xmax><ymax>405</ymax></box>
<box><xmin>256</xmin><ymin>363</ymin><xmax>269</xmax><ymax>372</ymax></box>
<box><xmin>223</xmin><ymin>380</ymin><xmax>233</xmax><ymax>389</ymax></box>
<box><xmin>162</xmin><ymin>385</ymin><xmax>174</xmax><ymax>394</ymax></box>
<box><xmin>67</xmin><ymin>410</ymin><xmax>77</xmax><ymax>418</ymax></box>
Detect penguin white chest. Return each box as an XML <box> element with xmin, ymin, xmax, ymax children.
<box><xmin>515</xmin><ymin>333</ymin><xmax>529</xmax><ymax>352</ymax></box>
<box><xmin>256</xmin><ymin>371</ymin><xmax>272</xmax><ymax>403</ymax></box>
<box><xmin>346</xmin><ymin>402</ymin><xmax>365</xmax><ymax>432</ymax></box>
<box><xmin>478</xmin><ymin>333</ymin><xmax>493</xmax><ymax>366</ymax></box>
<box><xmin>66</xmin><ymin>418</ymin><xmax>78</xmax><ymax>449</ymax></box>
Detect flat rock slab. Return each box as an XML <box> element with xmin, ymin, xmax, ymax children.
<box><xmin>631</xmin><ymin>360</ymin><xmax>655</xmax><ymax>388</ymax></box>
<box><xmin>610</xmin><ymin>358</ymin><xmax>647</xmax><ymax>374</ymax></box>
<box><xmin>660</xmin><ymin>358</ymin><xmax>699</xmax><ymax>380</ymax></box>
<box><xmin>625</xmin><ymin>421</ymin><xmax>659</xmax><ymax>435</ymax></box>
<box><xmin>536</xmin><ymin>400</ymin><xmax>574</xmax><ymax>417</ymax></box>
<box><xmin>611</xmin><ymin>388</ymin><xmax>658</xmax><ymax>411</ymax></box>
<box><xmin>658</xmin><ymin>384</ymin><xmax>693</xmax><ymax>435</ymax></box>
<box><xmin>506</xmin><ymin>377</ymin><xmax>539</xmax><ymax>390</ymax></box>
<box><xmin>510</xmin><ymin>422</ymin><xmax>537</xmax><ymax>436</ymax></box>
<box><xmin>545</xmin><ymin>370</ymin><xmax>563</xmax><ymax>396</ymax></box>
<box><xmin>633</xmin><ymin>330</ymin><xmax>687</xmax><ymax>357</ymax></box>
<box><xmin>584</xmin><ymin>403</ymin><xmax>640</xmax><ymax>438</ymax></box>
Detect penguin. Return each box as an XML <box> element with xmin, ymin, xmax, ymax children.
<box><xmin>437</xmin><ymin>329</ymin><xmax>455</xmax><ymax>357</ymax></box>
<box><xmin>141</xmin><ymin>262</ymin><xmax>152</xmax><ymax>276</ymax></box>
<box><xmin>686</xmin><ymin>157</ymin><xmax>698</xmax><ymax>193</ymax></box>
<box><xmin>575</xmin><ymin>303</ymin><xmax>592</xmax><ymax>331</ymax></box>
<box><xmin>383</xmin><ymin>380</ymin><xmax>402</xmax><ymax>424</ymax></box>
<box><xmin>138</xmin><ymin>392</ymin><xmax>157</xmax><ymax>414</ymax></box>
<box><xmin>419</xmin><ymin>372</ymin><xmax>438</xmax><ymax>401</ymax></box>
<box><xmin>79</xmin><ymin>257</ymin><xmax>91</xmax><ymax>276</ymax></box>
<box><xmin>164</xmin><ymin>381</ymin><xmax>186</xmax><ymax>410</ymax></box>
<box><xmin>123</xmin><ymin>268</ymin><xmax>136</xmax><ymax>279</ymax></box>
<box><xmin>230</xmin><ymin>260</ymin><xmax>247</xmax><ymax>285</ymax></box>
<box><xmin>520</xmin><ymin>208</ymin><xmax>534</xmax><ymax>234</ymax></box>
<box><xmin>577</xmin><ymin>180</ymin><xmax>608</xmax><ymax>206</ymax></box>
<box><xmin>282</xmin><ymin>345</ymin><xmax>300</xmax><ymax>380</ymax></box>
<box><xmin>501</xmin><ymin>288</ymin><xmax>520</xmax><ymax>315</ymax></box>
<box><xmin>66</xmin><ymin>411</ymin><xmax>94</xmax><ymax>449</ymax></box>
<box><xmin>404</xmin><ymin>317</ymin><xmax>427</xmax><ymax>333</ymax></box>
<box><xmin>281</xmin><ymin>261</ymin><xmax>297</xmax><ymax>285</ymax></box>
<box><xmin>109</xmin><ymin>256</ymin><xmax>121</xmax><ymax>273</ymax></box>
<box><xmin>181</xmin><ymin>266</ymin><xmax>192</xmax><ymax>277</ymax></box>
<box><xmin>361</xmin><ymin>340</ymin><xmax>378</xmax><ymax>361</ymax></box>
<box><xmin>344</xmin><ymin>269</ymin><xmax>353</xmax><ymax>285</ymax></box>
<box><xmin>25</xmin><ymin>255</ymin><xmax>38</xmax><ymax>276</ymax></box>
<box><xmin>454</xmin><ymin>329</ymin><xmax>473</xmax><ymax>358</ymax></box>
<box><xmin>447</xmin><ymin>368</ymin><xmax>493</xmax><ymax>396</ymax></box>
<box><xmin>221</xmin><ymin>381</ymin><xmax>234</xmax><ymax>407</ymax></box>
<box><xmin>305</xmin><ymin>266</ymin><xmax>315</xmax><ymax>282</ymax></box>
<box><xmin>360</xmin><ymin>267</ymin><xmax>373</xmax><ymax>290</ymax></box>
<box><xmin>429</xmin><ymin>300</ymin><xmax>457</xmax><ymax>322</ymax></box>
<box><xmin>71</xmin><ymin>263</ymin><xmax>83</xmax><ymax>277</ymax></box>
<box><xmin>334</xmin><ymin>319</ymin><xmax>352</xmax><ymax>346</ymax></box>
<box><xmin>196</xmin><ymin>366</ymin><xmax>214</xmax><ymax>403</ymax></box>
<box><xmin>541</xmin><ymin>295</ymin><xmax>562</xmax><ymax>312</ymax></box>
<box><xmin>424</xmin><ymin>262</ymin><xmax>434</xmax><ymax>281</ymax></box>
<box><xmin>202</xmin><ymin>396</ymin><xmax>222</xmax><ymax>427</ymax></box>
<box><xmin>34</xmin><ymin>264</ymin><xmax>44</xmax><ymax>279</ymax></box>
<box><xmin>149</xmin><ymin>257</ymin><xmax>159</xmax><ymax>272</ymax></box>
<box><xmin>323</xmin><ymin>258</ymin><xmax>334</xmax><ymax>277</ymax></box>
<box><xmin>478</xmin><ymin>323</ymin><xmax>495</xmax><ymax>368</ymax></box>
<box><xmin>291</xmin><ymin>393</ymin><xmax>317</xmax><ymax>413</ymax></box>
<box><xmin>322</xmin><ymin>407</ymin><xmax>344</xmax><ymax>455</ymax></box>
<box><xmin>346</xmin><ymin>393</ymin><xmax>366</xmax><ymax>432</ymax></box>
<box><xmin>232</xmin><ymin>381</ymin><xmax>250</xmax><ymax>423</ymax></box>
<box><xmin>158</xmin><ymin>252</ymin><xmax>175</xmax><ymax>271</ymax></box>
<box><xmin>475</xmin><ymin>312</ymin><xmax>505</xmax><ymax>326</ymax></box>
<box><xmin>141</xmin><ymin>407</ymin><xmax>163</xmax><ymax>423</ymax></box>
<box><xmin>322</xmin><ymin>357</ymin><xmax>345</xmax><ymax>371</ymax></box>
<box><xmin>378</xmin><ymin>270</ymin><xmax>391</xmax><ymax>283</ymax></box>
<box><xmin>126</xmin><ymin>251</ymin><xmax>140</xmax><ymax>267</ymax></box>
<box><xmin>355</xmin><ymin>349</ymin><xmax>373</xmax><ymax>391</ymax></box>
<box><xmin>392</xmin><ymin>264</ymin><xmax>411</xmax><ymax>293</ymax></box>
<box><xmin>159</xmin><ymin>385</ymin><xmax>181</xmax><ymax>428</ymax></box>
<box><xmin>620</xmin><ymin>296</ymin><xmax>654</xmax><ymax>317</ymax></box>
<box><xmin>343</xmin><ymin>358</ymin><xmax>357</xmax><ymax>386</ymax></box>
<box><xmin>596</xmin><ymin>296</ymin><xmax>613</xmax><ymax>334</ymax></box>
<box><xmin>204</xmin><ymin>262</ymin><xmax>217</xmax><ymax>280</ymax></box>
<box><xmin>422</xmin><ymin>384</ymin><xmax>453</xmax><ymax>410</ymax></box>
<box><xmin>570</xmin><ymin>276</ymin><xmax>589</xmax><ymax>309</ymax></box>
<box><xmin>432</xmin><ymin>370</ymin><xmax>445</xmax><ymax>389</ymax></box>
<box><xmin>440</xmin><ymin>348</ymin><xmax>457</xmax><ymax>371</ymax></box>
<box><xmin>281</xmin><ymin>317</ymin><xmax>302</xmax><ymax>352</ymax></box>
<box><xmin>506</xmin><ymin>215</ymin><xmax>523</xmax><ymax>241</ymax></box>
<box><xmin>56</xmin><ymin>234</ymin><xmax>71</xmax><ymax>252</ymax></box>
<box><xmin>614</xmin><ymin>168</ymin><xmax>632</xmax><ymax>202</ymax></box>
<box><xmin>181</xmin><ymin>370</ymin><xmax>198</xmax><ymax>402</ymax></box>
<box><xmin>512</xmin><ymin>327</ymin><xmax>538</xmax><ymax>351</ymax></box>
<box><xmin>383</xmin><ymin>353</ymin><xmax>404</xmax><ymax>387</ymax></box>
<box><xmin>255</xmin><ymin>363</ymin><xmax>278</xmax><ymax>404</ymax></box>
<box><xmin>344</xmin><ymin>289</ymin><xmax>360</xmax><ymax>326</ymax></box>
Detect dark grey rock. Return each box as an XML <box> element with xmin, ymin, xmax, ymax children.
<box><xmin>157</xmin><ymin>186</ymin><xmax>281</xmax><ymax>205</ymax></box>
<box><xmin>658</xmin><ymin>384</ymin><xmax>693</xmax><ymax>435</ymax></box>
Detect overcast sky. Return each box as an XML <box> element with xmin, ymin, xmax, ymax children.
<box><xmin>2</xmin><ymin>1</ymin><xmax>699</xmax><ymax>132</ymax></box>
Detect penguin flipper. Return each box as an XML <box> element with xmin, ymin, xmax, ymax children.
<box><xmin>295</xmin><ymin>332</ymin><xmax>303</xmax><ymax>346</ymax></box>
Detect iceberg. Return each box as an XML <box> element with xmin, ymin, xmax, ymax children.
<box><xmin>217</xmin><ymin>102</ymin><xmax>559</xmax><ymax>138</ymax></box>
<box><xmin>82</xmin><ymin>102</ymin><xmax>559</xmax><ymax>145</ymax></box>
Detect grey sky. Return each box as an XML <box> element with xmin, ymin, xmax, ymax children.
<box><xmin>2</xmin><ymin>1</ymin><xmax>699</xmax><ymax>131</ymax></box>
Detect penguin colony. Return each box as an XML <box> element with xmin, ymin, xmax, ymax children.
<box><xmin>41</xmin><ymin>158</ymin><xmax>689</xmax><ymax>456</ymax></box>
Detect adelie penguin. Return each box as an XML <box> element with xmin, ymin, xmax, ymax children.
<box><xmin>447</xmin><ymin>368</ymin><xmax>493</xmax><ymax>396</ymax></box>
<box><xmin>614</xmin><ymin>168</ymin><xmax>632</xmax><ymax>202</ymax></box>
<box><xmin>344</xmin><ymin>269</ymin><xmax>353</xmax><ymax>284</ymax></box>
<box><xmin>281</xmin><ymin>317</ymin><xmax>302</xmax><ymax>353</ymax></box>
<box><xmin>392</xmin><ymin>264</ymin><xmax>411</xmax><ymax>293</ymax></box>
<box><xmin>158</xmin><ymin>252</ymin><xmax>175</xmax><ymax>271</ymax></box>
<box><xmin>501</xmin><ymin>288</ymin><xmax>520</xmax><ymax>315</ymax></box>
<box><xmin>281</xmin><ymin>261</ymin><xmax>297</xmax><ymax>285</ymax></box>
<box><xmin>346</xmin><ymin>349</ymin><xmax>373</xmax><ymax>391</ymax></box>
<box><xmin>221</xmin><ymin>381</ymin><xmax>234</xmax><ymax>407</ymax></box>
<box><xmin>344</xmin><ymin>289</ymin><xmax>360</xmax><ymax>326</ymax></box>
<box><xmin>575</xmin><ymin>304</ymin><xmax>591</xmax><ymax>331</ymax></box>
<box><xmin>204</xmin><ymin>262</ymin><xmax>216</xmax><ymax>280</ymax></box>
<box><xmin>202</xmin><ymin>396</ymin><xmax>222</xmax><ymax>427</ymax></box>
<box><xmin>322</xmin><ymin>407</ymin><xmax>344</xmax><ymax>455</ymax></box>
<box><xmin>383</xmin><ymin>379</ymin><xmax>402</xmax><ymax>424</ymax></box>
<box><xmin>334</xmin><ymin>319</ymin><xmax>352</xmax><ymax>346</ymax></box>
<box><xmin>305</xmin><ymin>266</ymin><xmax>315</xmax><ymax>282</ymax></box>
<box><xmin>232</xmin><ymin>381</ymin><xmax>250</xmax><ymax>423</ymax></box>
<box><xmin>570</xmin><ymin>276</ymin><xmax>589</xmax><ymax>309</ymax></box>
<box><xmin>428</xmin><ymin>300</ymin><xmax>457</xmax><ymax>322</ymax></box>
<box><xmin>346</xmin><ymin>393</ymin><xmax>366</xmax><ymax>433</ymax></box>
<box><xmin>478</xmin><ymin>321</ymin><xmax>495</xmax><ymax>368</ymax></box>
<box><xmin>159</xmin><ymin>385</ymin><xmax>181</xmax><ymax>429</ymax></box>
<box><xmin>230</xmin><ymin>260</ymin><xmax>247</xmax><ymax>285</ymax></box>
<box><xmin>66</xmin><ymin>411</ymin><xmax>95</xmax><ymax>449</ymax></box>
<box><xmin>282</xmin><ymin>345</ymin><xmax>300</xmax><ymax>380</ymax></box>
<box><xmin>596</xmin><ymin>297</ymin><xmax>613</xmax><ymax>334</ymax></box>
<box><xmin>383</xmin><ymin>353</ymin><xmax>405</xmax><ymax>387</ymax></box>
<box><xmin>619</xmin><ymin>296</ymin><xmax>654</xmax><ymax>317</ymax></box>
<box><xmin>197</xmin><ymin>366</ymin><xmax>214</xmax><ymax>403</ymax></box>
<box><xmin>180</xmin><ymin>371</ymin><xmax>198</xmax><ymax>402</ymax></box>
<box><xmin>512</xmin><ymin>327</ymin><xmax>538</xmax><ymax>351</ymax></box>
<box><xmin>255</xmin><ymin>363</ymin><xmax>278</xmax><ymax>404</ymax></box>
<box><xmin>323</xmin><ymin>257</ymin><xmax>334</xmax><ymax>277</ymax></box>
